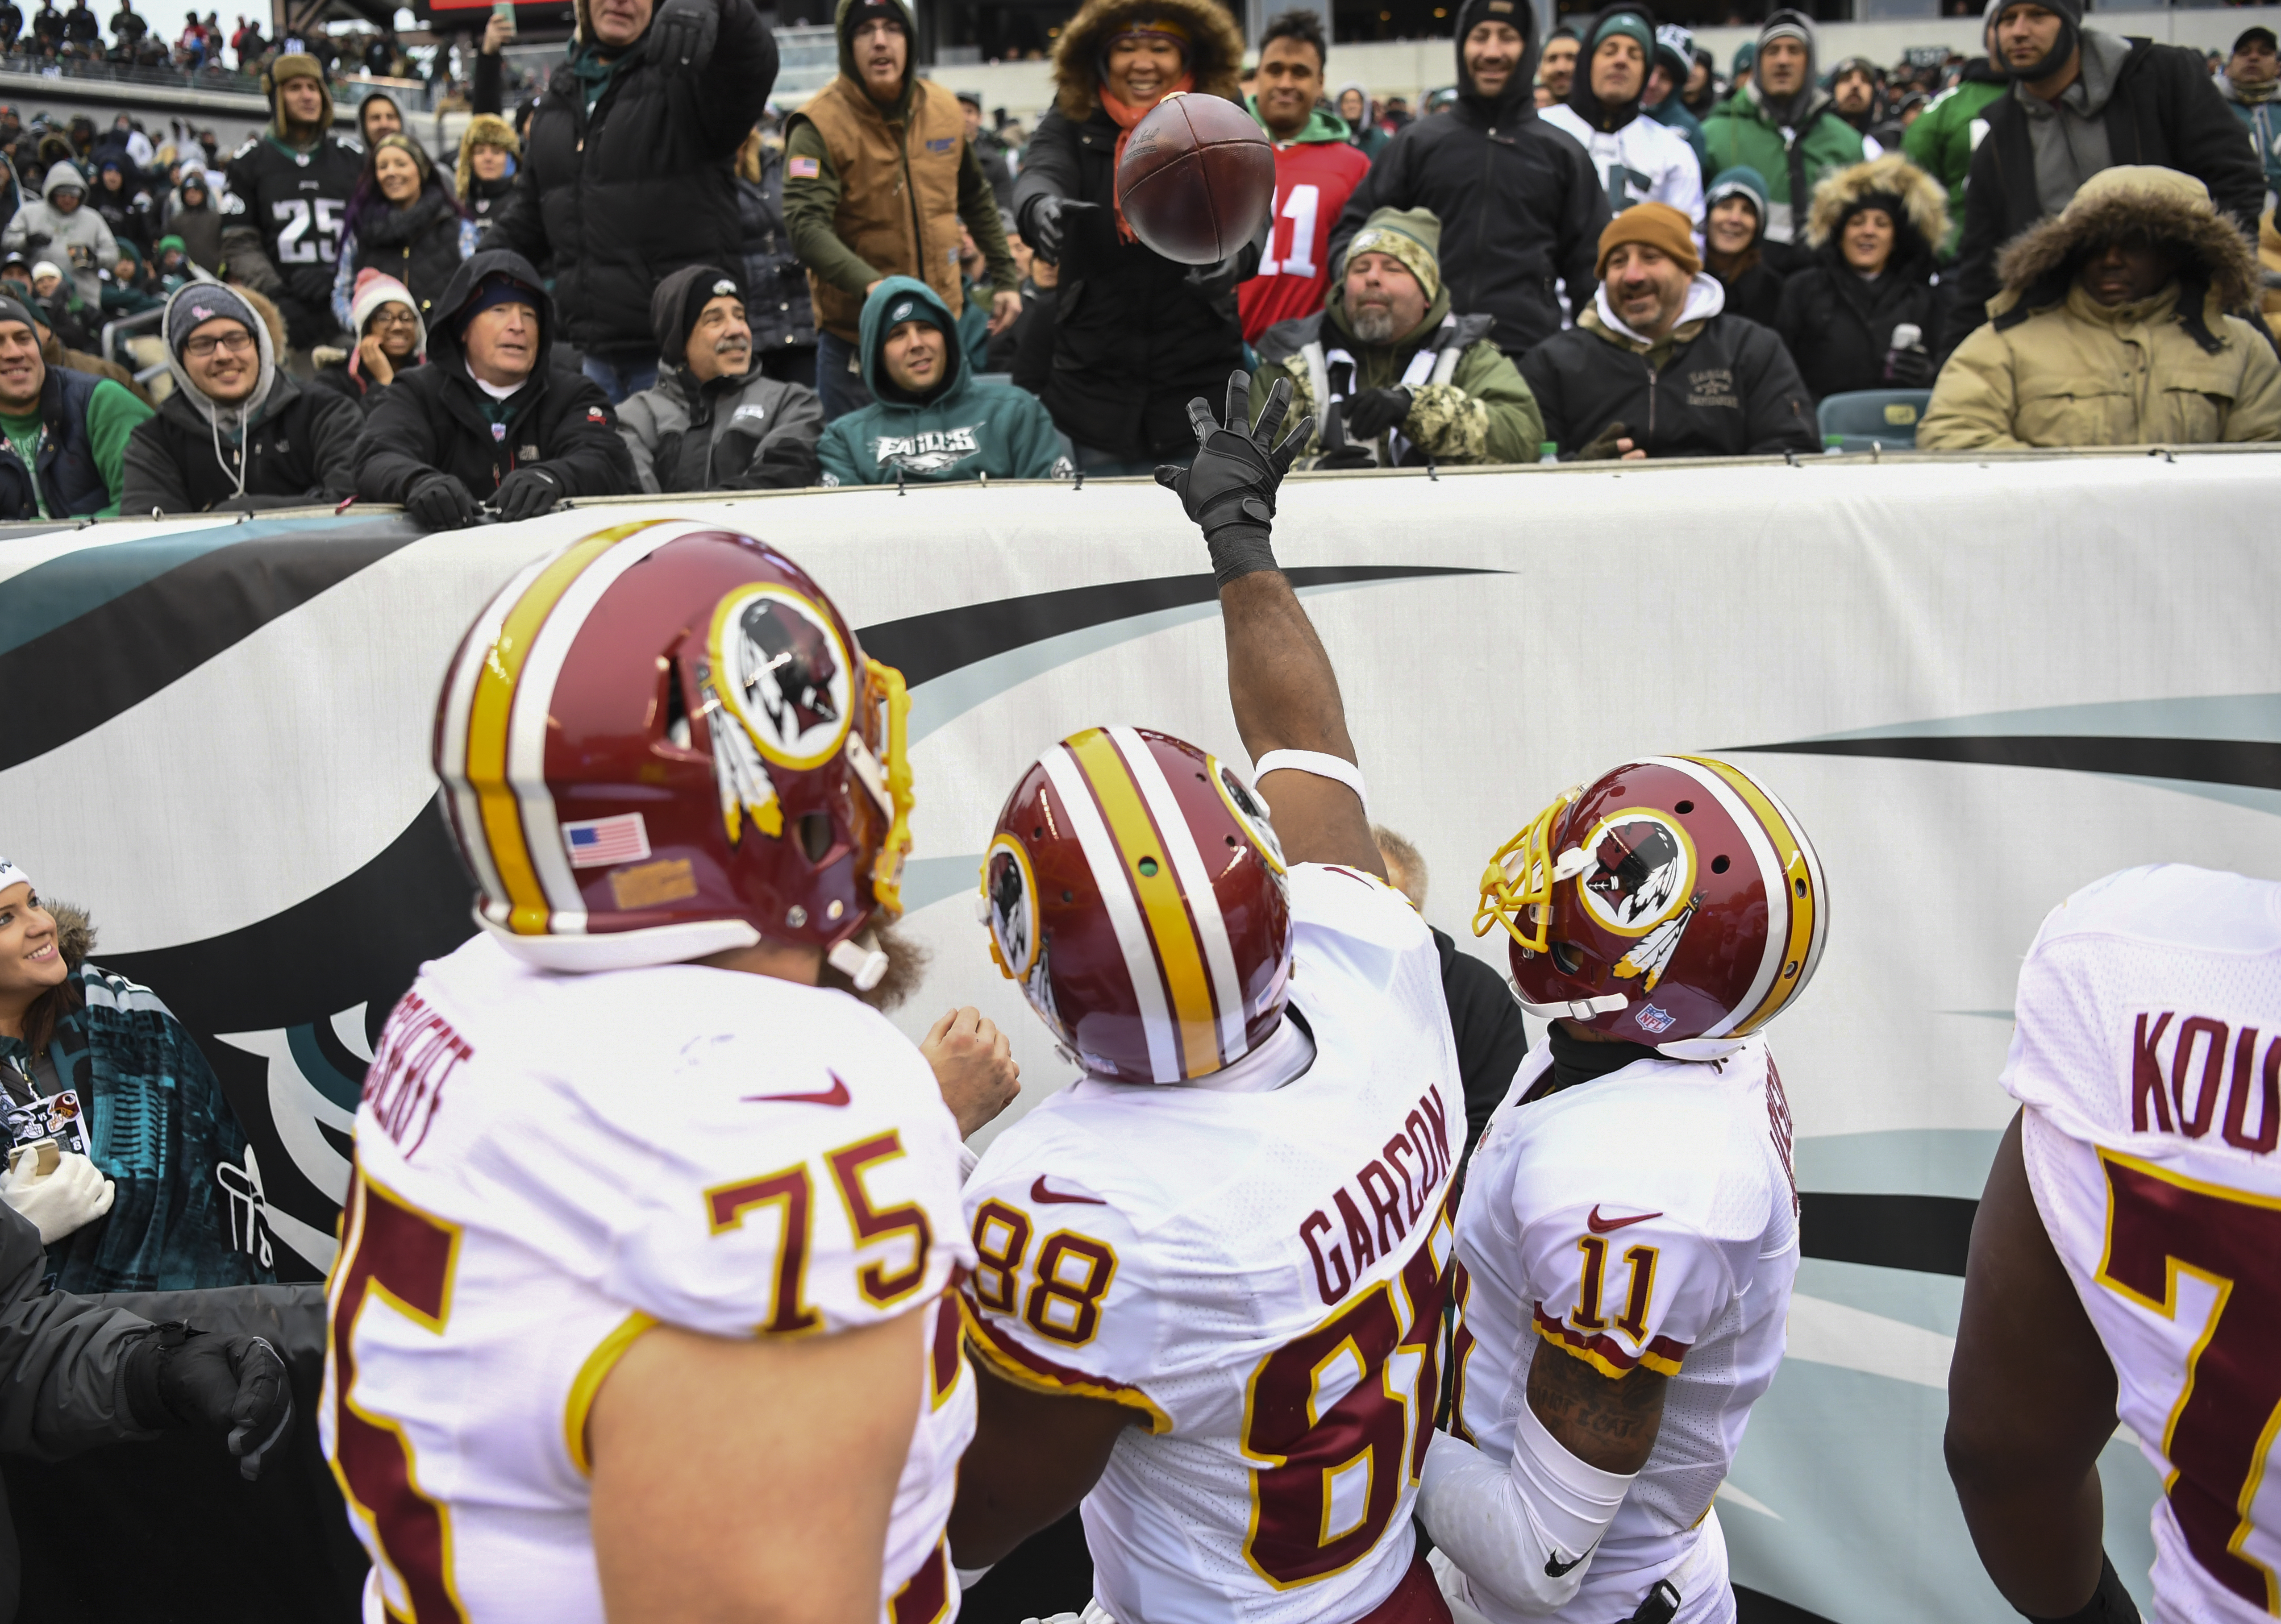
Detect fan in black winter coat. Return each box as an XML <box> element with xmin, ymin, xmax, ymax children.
<box><xmin>1703</xmin><ymin>166</ymin><xmax>1788</xmax><ymax>327</ymax></box>
<box><xmin>1773</xmin><ymin>152</ymin><xmax>1948</xmax><ymax>403</ymax></box>
<box><xmin>353</xmin><ymin>249</ymin><xmax>634</xmax><ymax>527</ymax></box>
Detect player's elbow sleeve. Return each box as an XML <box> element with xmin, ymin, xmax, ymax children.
<box><xmin>1417</xmin><ymin>1409</ymin><xmax>1634</xmax><ymax>1616</ymax></box>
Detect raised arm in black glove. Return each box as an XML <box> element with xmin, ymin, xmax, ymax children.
<box><xmin>647</xmin><ymin>0</ymin><xmax>718</xmax><ymax>72</ymax></box>
<box><xmin>1154</xmin><ymin>368</ymin><xmax>1307</xmax><ymax>583</ymax></box>
<box><xmin>406</xmin><ymin>471</ymin><xmax>484</xmax><ymax>530</ymax></box>
<box><xmin>1342</xmin><ymin>386</ymin><xmax>1412</xmax><ymax>442</ymax></box>
<box><xmin>124</xmin><ymin>1322</ymin><xmax>294</xmax><ymax>1482</ymax></box>
<box><xmin>492</xmin><ymin>465</ymin><xmax>564</xmax><ymax>521</ymax></box>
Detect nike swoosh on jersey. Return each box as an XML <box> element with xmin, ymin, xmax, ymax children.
<box><xmin>742</xmin><ymin>1072</ymin><xmax>852</xmax><ymax>1107</ymax></box>
<box><xmin>1031</xmin><ymin>1176</ymin><xmax>1107</xmax><ymax>1206</ymax></box>
<box><xmin>1587</xmin><ymin>1205</ymin><xmax>1663</xmax><ymax>1233</ymax></box>
<box><xmin>1545</xmin><ymin>1542</ymin><xmax>1598</xmax><ymax>1578</ymax></box>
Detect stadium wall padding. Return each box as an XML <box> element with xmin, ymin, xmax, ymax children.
<box><xmin>9</xmin><ymin>449</ymin><xmax>2280</xmax><ymax>1620</ymax></box>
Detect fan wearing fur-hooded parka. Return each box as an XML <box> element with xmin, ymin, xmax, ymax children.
<box><xmin>1008</xmin><ymin>0</ymin><xmax>1257</xmax><ymax>464</ymax></box>
<box><xmin>1771</xmin><ymin>152</ymin><xmax>1948</xmax><ymax>402</ymax></box>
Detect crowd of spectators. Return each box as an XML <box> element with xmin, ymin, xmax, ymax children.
<box><xmin>0</xmin><ymin>0</ymin><xmax>2266</xmax><ymax>525</ymax></box>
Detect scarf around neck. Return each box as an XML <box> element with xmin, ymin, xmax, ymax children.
<box><xmin>1100</xmin><ymin>75</ymin><xmax>1195</xmax><ymax>244</ymax></box>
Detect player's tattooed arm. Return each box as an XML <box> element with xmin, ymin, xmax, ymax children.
<box><xmin>1526</xmin><ymin>1340</ymin><xmax>1670</xmax><ymax>1474</ymax></box>
<box><xmin>1216</xmin><ymin>571</ymin><xmax>1386</xmax><ymax>877</ymax></box>
<box><xmin>948</xmin><ymin>1363</ymin><xmax>1139</xmax><ymax>1566</ymax></box>
<box><xmin>1946</xmin><ymin>1112</ymin><xmax>2123</xmax><ymax>1620</ymax></box>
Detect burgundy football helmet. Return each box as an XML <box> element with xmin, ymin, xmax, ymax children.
<box><xmin>981</xmin><ymin>726</ymin><xmax>1291</xmax><ymax>1084</ymax></box>
<box><xmin>1473</xmin><ymin>756</ymin><xmax>1827</xmax><ymax>1057</ymax></box>
<box><xmin>434</xmin><ymin>519</ymin><xmax>913</xmax><ymax>974</ymax></box>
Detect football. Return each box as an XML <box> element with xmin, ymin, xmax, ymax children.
<box><xmin>1114</xmin><ymin>91</ymin><xmax>1276</xmax><ymax>265</ymax></box>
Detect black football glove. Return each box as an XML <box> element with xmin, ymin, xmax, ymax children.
<box><xmin>404</xmin><ymin>471</ymin><xmax>482</xmax><ymax>529</ymax></box>
<box><xmin>1018</xmin><ymin>194</ymin><xmax>1096</xmax><ymax>265</ymax></box>
<box><xmin>1884</xmin><ymin>345</ymin><xmax>1936</xmax><ymax>388</ymax></box>
<box><xmin>1154</xmin><ymin>368</ymin><xmax>1307</xmax><ymax>583</ymax></box>
<box><xmin>647</xmin><ymin>0</ymin><xmax>717</xmax><ymax>71</ymax></box>
<box><xmin>125</xmin><ymin>1322</ymin><xmax>295</xmax><ymax>1482</ymax></box>
<box><xmin>1342</xmin><ymin>386</ymin><xmax>1412</xmax><ymax>442</ymax></box>
<box><xmin>492</xmin><ymin>465</ymin><xmax>563</xmax><ymax>522</ymax></box>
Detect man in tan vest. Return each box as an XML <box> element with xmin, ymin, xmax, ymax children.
<box><xmin>785</xmin><ymin>0</ymin><xmax>1020</xmax><ymax>420</ymax></box>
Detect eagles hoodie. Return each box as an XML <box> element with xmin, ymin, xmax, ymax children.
<box><xmin>817</xmin><ymin>276</ymin><xmax>1072</xmax><ymax>486</ymax></box>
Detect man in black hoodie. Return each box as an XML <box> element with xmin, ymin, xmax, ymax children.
<box><xmin>353</xmin><ymin>249</ymin><xmax>635</xmax><ymax>528</ymax></box>
<box><xmin>1327</xmin><ymin>0</ymin><xmax>1608</xmax><ymax>360</ymax></box>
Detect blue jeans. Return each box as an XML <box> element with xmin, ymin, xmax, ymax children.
<box><xmin>582</xmin><ymin>352</ymin><xmax>658</xmax><ymax>405</ymax></box>
<box><xmin>816</xmin><ymin>328</ymin><xmax>874</xmax><ymax>423</ymax></box>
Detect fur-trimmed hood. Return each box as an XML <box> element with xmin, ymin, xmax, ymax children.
<box><xmin>456</xmin><ymin>112</ymin><xmax>520</xmax><ymax>200</ymax></box>
<box><xmin>1994</xmin><ymin>163</ymin><xmax>2257</xmax><ymax>312</ymax></box>
<box><xmin>1048</xmin><ymin>0</ymin><xmax>1245</xmax><ymax>124</ymax></box>
<box><xmin>49</xmin><ymin>901</ymin><xmax>92</xmax><ymax>972</ymax></box>
<box><xmin>1805</xmin><ymin>152</ymin><xmax>1946</xmax><ymax>255</ymax></box>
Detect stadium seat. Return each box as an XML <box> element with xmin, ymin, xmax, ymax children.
<box><xmin>1818</xmin><ymin>389</ymin><xmax>1934</xmax><ymax>452</ymax></box>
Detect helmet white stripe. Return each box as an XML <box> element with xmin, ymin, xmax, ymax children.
<box><xmin>1742</xmin><ymin>766</ymin><xmax>1830</xmax><ymax>1001</ymax></box>
<box><xmin>1647</xmin><ymin>755</ymin><xmax>1783</xmax><ymax>1038</ymax></box>
<box><xmin>1040</xmin><ymin>742</ymin><xmax>1178</xmax><ymax>1083</ymax></box>
<box><xmin>1109</xmin><ymin>725</ymin><xmax>1248</xmax><ymax>1066</ymax></box>
<box><xmin>507</xmin><ymin>523</ymin><xmax>699</xmax><ymax>932</ymax></box>
<box><xmin>437</xmin><ymin>549</ymin><xmax>553</xmax><ymax>925</ymax></box>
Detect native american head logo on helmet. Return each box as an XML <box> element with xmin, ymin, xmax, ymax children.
<box><xmin>1586</xmin><ymin>819</ymin><xmax>1684</xmax><ymax>930</ymax></box>
<box><xmin>736</xmin><ymin>596</ymin><xmax>841</xmax><ymax>752</ymax></box>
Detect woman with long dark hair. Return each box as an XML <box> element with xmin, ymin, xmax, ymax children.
<box><xmin>329</xmin><ymin>133</ymin><xmax>475</xmax><ymax>332</ymax></box>
<box><xmin>1773</xmin><ymin>152</ymin><xmax>1947</xmax><ymax>402</ymax></box>
<box><xmin>0</xmin><ymin>859</ymin><xmax>271</xmax><ymax>1291</ymax></box>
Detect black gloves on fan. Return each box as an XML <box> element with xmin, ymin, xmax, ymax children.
<box><xmin>1342</xmin><ymin>386</ymin><xmax>1412</xmax><ymax>442</ymax></box>
<box><xmin>125</xmin><ymin>1322</ymin><xmax>295</xmax><ymax>1482</ymax></box>
<box><xmin>493</xmin><ymin>466</ymin><xmax>564</xmax><ymax>522</ymax></box>
<box><xmin>405</xmin><ymin>472</ymin><xmax>482</xmax><ymax>530</ymax></box>
<box><xmin>647</xmin><ymin>0</ymin><xmax>717</xmax><ymax>69</ymax></box>
<box><xmin>1155</xmin><ymin>369</ymin><xmax>1307</xmax><ymax>583</ymax></box>
<box><xmin>1018</xmin><ymin>194</ymin><xmax>1096</xmax><ymax>265</ymax></box>
<box><xmin>1884</xmin><ymin>345</ymin><xmax>1936</xmax><ymax>388</ymax></box>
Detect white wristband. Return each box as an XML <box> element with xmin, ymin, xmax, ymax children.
<box><xmin>1251</xmin><ymin>749</ymin><xmax>1369</xmax><ymax>814</ymax></box>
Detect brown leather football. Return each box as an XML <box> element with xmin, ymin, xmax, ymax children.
<box><xmin>1114</xmin><ymin>91</ymin><xmax>1276</xmax><ymax>266</ymax></box>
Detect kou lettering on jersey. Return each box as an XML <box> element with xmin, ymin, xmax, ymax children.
<box><xmin>2003</xmin><ymin>865</ymin><xmax>2281</xmax><ymax>1620</ymax></box>
<box><xmin>1301</xmin><ymin>1082</ymin><xmax>1457</xmax><ymax>1305</ymax></box>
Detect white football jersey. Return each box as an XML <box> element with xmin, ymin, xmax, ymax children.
<box><xmin>2002</xmin><ymin>864</ymin><xmax>2281</xmax><ymax>1624</ymax></box>
<box><xmin>320</xmin><ymin>932</ymin><xmax>976</xmax><ymax>1624</ymax></box>
<box><xmin>1539</xmin><ymin>105</ymin><xmax>1706</xmax><ymax>224</ymax></box>
<box><xmin>1449</xmin><ymin>1039</ymin><xmax>1801</xmax><ymax>1624</ymax></box>
<box><xmin>962</xmin><ymin>864</ymin><xmax>1463</xmax><ymax>1624</ymax></box>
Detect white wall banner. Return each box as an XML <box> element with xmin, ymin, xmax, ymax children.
<box><xmin>7</xmin><ymin>449</ymin><xmax>2280</xmax><ymax>1621</ymax></box>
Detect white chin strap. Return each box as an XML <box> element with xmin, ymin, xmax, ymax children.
<box><xmin>1517</xmin><ymin>992</ymin><xmax>1628</xmax><ymax>1021</ymax></box>
<box><xmin>827</xmin><ymin>937</ymin><xmax>890</xmax><ymax>992</ymax></box>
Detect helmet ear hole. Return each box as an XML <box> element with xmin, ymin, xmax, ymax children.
<box><xmin>796</xmin><ymin>811</ymin><xmax>832</xmax><ymax>863</ymax></box>
<box><xmin>1549</xmin><ymin>939</ymin><xmax>1582</xmax><ymax>975</ymax></box>
<box><xmin>661</xmin><ymin>656</ymin><xmax>691</xmax><ymax>749</ymax></box>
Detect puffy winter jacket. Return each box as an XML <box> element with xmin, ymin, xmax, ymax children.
<box><xmin>1922</xmin><ymin>166</ymin><xmax>2281</xmax><ymax>448</ymax></box>
<box><xmin>1520</xmin><ymin>278</ymin><xmax>1819</xmax><ymax>457</ymax></box>
<box><xmin>1327</xmin><ymin>0</ymin><xmax>1609</xmax><ymax>360</ymax></box>
<box><xmin>1947</xmin><ymin>35</ymin><xmax>2266</xmax><ymax>354</ymax></box>
<box><xmin>737</xmin><ymin>143</ymin><xmax>816</xmax><ymax>357</ymax></box>
<box><xmin>478</xmin><ymin>0</ymin><xmax>779</xmax><ymax>361</ymax></box>
<box><xmin>817</xmin><ymin>275</ymin><xmax>1071</xmax><ymax>485</ymax></box>
<box><xmin>353</xmin><ymin>248</ymin><xmax>636</xmax><ymax>506</ymax></box>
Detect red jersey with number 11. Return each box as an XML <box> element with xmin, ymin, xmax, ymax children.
<box><xmin>1237</xmin><ymin>133</ymin><xmax>1373</xmax><ymax>344</ymax></box>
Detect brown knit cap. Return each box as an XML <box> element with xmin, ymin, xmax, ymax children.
<box><xmin>1595</xmin><ymin>201</ymin><xmax>1701</xmax><ymax>278</ymax></box>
